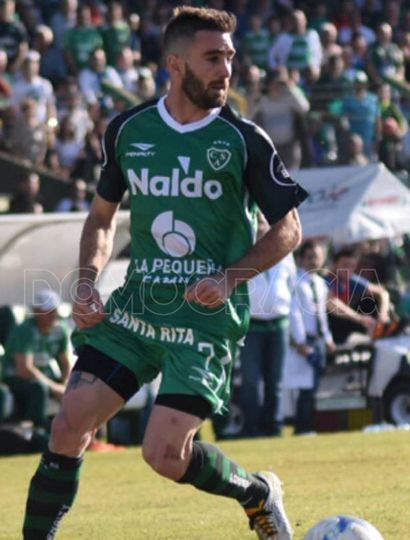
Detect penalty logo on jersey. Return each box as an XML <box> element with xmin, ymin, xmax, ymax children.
<box><xmin>207</xmin><ymin>147</ymin><xmax>232</xmax><ymax>171</ymax></box>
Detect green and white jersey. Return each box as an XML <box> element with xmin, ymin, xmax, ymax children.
<box><xmin>96</xmin><ymin>96</ymin><xmax>307</xmax><ymax>340</ymax></box>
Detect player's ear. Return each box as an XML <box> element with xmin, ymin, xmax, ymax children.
<box><xmin>167</xmin><ymin>53</ymin><xmax>184</xmax><ymax>75</ymax></box>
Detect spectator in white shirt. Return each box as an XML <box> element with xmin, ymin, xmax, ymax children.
<box><xmin>11</xmin><ymin>49</ymin><xmax>57</xmax><ymax>126</ymax></box>
<box><xmin>116</xmin><ymin>46</ymin><xmax>139</xmax><ymax>94</ymax></box>
<box><xmin>78</xmin><ymin>47</ymin><xmax>124</xmax><ymax>114</ymax></box>
<box><xmin>239</xmin><ymin>250</ymin><xmax>297</xmax><ymax>437</ymax></box>
<box><xmin>253</xmin><ymin>68</ymin><xmax>310</xmax><ymax>170</ymax></box>
<box><xmin>54</xmin><ymin>115</ymin><xmax>84</xmax><ymax>176</ymax></box>
<box><xmin>268</xmin><ymin>10</ymin><xmax>323</xmax><ymax>84</ymax></box>
<box><xmin>284</xmin><ymin>240</ymin><xmax>335</xmax><ymax>434</ymax></box>
<box><xmin>57</xmin><ymin>80</ymin><xmax>93</xmax><ymax>144</ymax></box>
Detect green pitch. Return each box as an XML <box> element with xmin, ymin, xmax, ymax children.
<box><xmin>1</xmin><ymin>428</ymin><xmax>408</xmax><ymax>539</ymax></box>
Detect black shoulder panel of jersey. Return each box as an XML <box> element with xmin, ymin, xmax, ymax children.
<box><xmin>97</xmin><ymin>98</ymin><xmax>160</xmax><ymax>203</ymax></box>
<box><xmin>219</xmin><ymin>105</ymin><xmax>309</xmax><ymax>224</ymax></box>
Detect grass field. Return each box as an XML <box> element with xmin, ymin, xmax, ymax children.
<box><xmin>1</xmin><ymin>428</ymin><xmax>409</xmax><ymax>540</ymax></box>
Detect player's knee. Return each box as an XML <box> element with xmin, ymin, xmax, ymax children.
<box><xmin>49</xmin><ymin>412</ymin><xmax>93</xmax><ymax>455</ymax></box>
<box><xmin>141</xmin><ymin>441</ymin><xmax>163</xmax><ymax>473</ymax></box>
<box><xmin>142</xmin><ymin>440</ymin><xmax>185</xmax><ymax>480</ymax></box>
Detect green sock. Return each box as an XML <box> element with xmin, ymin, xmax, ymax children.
<box><xmin>178</xmin><ymin>442</ymin><xmax>268</xmax><ymax>508</ymax></box>
<box><xmin>23</xmin><ymin>448</ymin><xmax>83</xmax><ymax>540</ymax></box>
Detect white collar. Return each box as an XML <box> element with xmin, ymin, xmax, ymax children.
<box><xmin>157</xmin><ymin>96</ymin><xmax>221</xmax><ymax>133</ymax></box>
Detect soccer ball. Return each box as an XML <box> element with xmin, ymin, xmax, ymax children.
<box><xmin>304</xmin><ymin>515</ymin><xmax>385</xmax><ymax>540</ymax></box>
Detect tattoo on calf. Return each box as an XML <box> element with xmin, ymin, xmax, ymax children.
<box><xmin>68</xmin><ymin>372</ymin><xmax>98</xmax><ymax>390</ymax></box>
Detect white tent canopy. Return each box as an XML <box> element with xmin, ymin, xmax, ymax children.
<box><xmin>294</xmin><ymin>162</ymin><xmax>410</xmax><ymax>244</ymax></box>
<box><xmin>0</xmin><ymin>211</ymin><xmax>130</xmax><ymax>306</ymax></box>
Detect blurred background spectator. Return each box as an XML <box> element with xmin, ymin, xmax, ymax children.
<box><xmin>0</xmin><ymin>0</ymin><xmax>28</xmax><ymax>74</ymax></box>
<box><xmin>10</xmin><ymin>49</ymin><xmax>57</xmax><ymax>128</ymax></box>
<box><xmin>55</xmin><ymin>178</ymin><xmax>90</xmax><ymax>212</ymax></box>
<box><xmin>367</xmin><ymin>22</ymin><xmax>404</xmax><ymax>87</ymax></box>
<box><xmin>331</xmin><ymin>70</ymin><xmax>381</xmax><ymax>159</ymax></box>
<box><xmin>100</xmin><ymin>0</ymin><xmax>132</xmax><ymax>67</ymax></box>
<box><xmin>33</xmin><ymin>24</ymin><xmax>68</xmax><ymax>88</ymax></box>
<box><xmin>320</xmin><ymin>22</ymin><xmax>343</xmax><ymax>69</ymax></box>
<box><xmin>54</xmin><ymin>115</ymin><xmax>85</xmax><ymax>177</ymax></box>
<box><xmin>285</xmin><ymin>241</ymin><xmax>335</xmax><ymax>435</ymax></box>
<box><xmin>7</xmin><ymin>98</ymin><xmax>48</xmax><ymax>164</ymax></box>
<box><xmin>49</xmin><ymin>0</ymin><xmax>78</xmax><ymax>51</ymax></box>
<box><xmin>242</xmin><ymin>14</ymin><xmax>272</xmax><ymax>70</ymax></box>
<box><xmin>0</xmin><ymin>0</ymin><xmax>408</xmax><ymax>182</ymax></box>
<box><xmin>8</xmin><ymin>171</ymin><xmax>43</xmax><ymax>214</ymax></box>
<box><xmin>378</xmin><ymin>82</ymin><xmax>408</xmax><ymax>169</ymax></box>
<box><xmin>325</xmin><ymin>246</ymin><xmax>391</xmax><ymax>343</ymax></box>
<box><xmin>1</xmin><ymin>290</ymin><xmax>71</xmax><ymax>429</ymax></box>
<box><xmin>269</xmin><ymin>9</ymin><xmax>323</xmax><ymax>86</ymax></box>
<box><xmin>239</xmin><ymin>251</ymin><xmax>296</xmax><ymax>438</ymax></box>
<box><xmin>63</xmin><ymin>3</ymin><xmax>102</xmax><ymax>75</ymax></box>
<box><xmin>253</xmin><ymin>67</ymin><xmax>310</xmax><ymax>169</ymax></box>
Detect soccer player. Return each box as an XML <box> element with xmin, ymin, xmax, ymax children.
<box><xmin>22</xmin><ymin>7</ymin><xmax>307</xmax><ymax>540</ymax></box>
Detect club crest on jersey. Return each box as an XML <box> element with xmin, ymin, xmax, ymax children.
<box><xmin>207</xmin><ymin>147</ymin><xmax>232</xmax><ymax>171</ymax></box>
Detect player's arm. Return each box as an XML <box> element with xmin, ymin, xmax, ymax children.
<box><xmin>73</xmin><ymin>109</ymin><xmax>127</xmax><ymax>329</ymax></box>
<box><xmin>73</xmin><ymin>194</ymin><xmax>121</xmax><ymax>329</ymax></box>
<box><xmin>186</xmin><ymin>209</ymin><xmax>301</xmax><ymax>307</ymax></box>
<box><xmin>225</xmin><ymin>207</ymin><xmax>301</xmax><ymax>281</ymax></box>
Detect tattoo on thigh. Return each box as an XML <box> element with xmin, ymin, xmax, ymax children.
<box><xmin>68</xmin><ymin>371</ymin><xmax>98</xmax><ymax>390</ymax></box>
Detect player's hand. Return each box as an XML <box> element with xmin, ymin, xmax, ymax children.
<box><xmin>185</xmin><ymin>272</ymin><xmax>233</xmax><ymax>308</ymax></box>
<box><xmin>72</xmin><ymin>281</ymin><xmax>105</xmax><ymax>329</ymax></box>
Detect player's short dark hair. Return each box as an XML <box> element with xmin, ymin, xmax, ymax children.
<box><xmin>163</xmin><ymin>6</ymin><xmax>236</xmax><ymax>55</ymax></box>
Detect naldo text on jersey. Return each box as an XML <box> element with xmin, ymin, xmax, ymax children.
<box><xmin>127</xmin><ymin>168</ymin><xmax>223</xmax><ymax>200</ymax></box>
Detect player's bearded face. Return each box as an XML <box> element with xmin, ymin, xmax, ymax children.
<box><xmin>182</xmin><ymin>62</ymin><xmax>228</xmax><ymax>109</ymax></box>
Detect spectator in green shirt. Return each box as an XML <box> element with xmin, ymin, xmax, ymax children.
<box><xmin>63</xmin><ymin>3</ymin><xmax>103</xmax><ymax>75</ymax></box>
<box><xmin>2</xmin><ymin>290</ymin><xmax>72</xmax><ymax>428</ymax></box>
<box><xmin>100</xmin><ymin>1</ymin><xmax>132</xmax><ymax>67</ymax></box>
<box><xmin>242</xmin><ymin>15</ymin><xmax>271</xmax><ymax>70</ymax></box>
<box><xmin>367</xmin><ymin>22</ymin><xmax>405</xmax><ymax>87</ymax></box>
<box><xmin>378</xmin><ymin>82</ymin><xmax>408</xmax><ymax>170</ymax></box>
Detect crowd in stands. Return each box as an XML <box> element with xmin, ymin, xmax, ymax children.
<box><xmin>0</xmin><ymin>0</ymin><xmax>410</xmax><ymax>212</ymax></box>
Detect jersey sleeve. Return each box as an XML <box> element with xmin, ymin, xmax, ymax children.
<box><xmin>96</xmin><ymin>115</ymin><xmax>128</xmax><ymax>203</ymax></box>
<box><xmin>243</xmin><ymin>123</ymin><xmax>308</xmax><ymax>224</ymax></box>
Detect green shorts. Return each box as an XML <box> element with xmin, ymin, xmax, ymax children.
<box><xmin>72</xmin><ymin>309</ymin><xmax>235</xmax><ymax>415</ymax></box>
